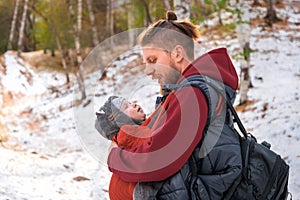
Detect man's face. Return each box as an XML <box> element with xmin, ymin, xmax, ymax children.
<box><xmin>142</xmin><ymin>47</ymin><xmax>181</xmax><ymax>87</ymax></box>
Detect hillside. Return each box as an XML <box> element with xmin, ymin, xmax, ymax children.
<box><xmin>0</xmin><ymin>1</ymin><xmax>300</xmax><ymax>199</ymax></box>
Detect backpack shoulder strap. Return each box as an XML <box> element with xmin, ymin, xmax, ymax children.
<box><xmin>204</xmin><ymin>78</ymin><xmax>248</xmax><ymax>139</ymax></box>
<box><xmin>163</xmin><ymin>74</ymin><xmax>247</xmax><ymax>139</ymax></box>
<box><xmin>163</xmin><ymin>75</ymin><xmax>220</xmax><ymax>125</ymax></box>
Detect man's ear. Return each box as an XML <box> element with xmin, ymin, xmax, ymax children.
<box><xmin>172</xmin><ymin>45</ymin><xmax>185</xmax><ymax>63</ymax></box>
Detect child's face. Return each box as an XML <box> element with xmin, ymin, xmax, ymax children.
<box><xmin>120</xmin><ymin>101</ymin><xmax>146</xmax><ymax>121</ymax></box>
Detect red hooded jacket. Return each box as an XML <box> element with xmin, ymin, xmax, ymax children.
<box><xmin>107</xmin><ymin>48</ymin><xmax>238</xmax><ymax>182</ymax></box>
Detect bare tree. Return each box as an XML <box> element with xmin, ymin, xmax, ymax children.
<box><xmin>77</xmin><ymin>0</ymin><xmax>82</xmax><ymax>33</ymax></box>
<box><xmin>174</xmin><ymin>0</ymin><xmax>191</xmax><ymax>20</ymax></box>
<box><xmin>7</xmin><ymin>0</ymin><xmax>20</xmax><ymax>50</ymax></box>
<box><xmin>29</xmin><ymin>4</ymin><xmax>70</xmax><ymax>84</ymax></box>
<box><xmin>18</xmin><ymin>0</ymin><xmax>29</xmax><ymax>57</ymax></box>
<box><xmin>163</xmin><ymin>0</ymin><xmax>171</xmax><ymax>11</ymax></box>
<box><xmin>67</xmin><ymin>0</ymin><xmax>86</xmax><ymax>100</ymax></box>
<box><xmin>236</xmin><ymin>1</ymin><xmax>251</xmax><ymax>104</ymax></box>
<box><xmin>86</xmin><ymin>0</ymin><xmax>99</xmax><ymax>46</ymax></box>
<box><xmin>265</xmin><ymin>0</ymin><xmax>279</xmax><ymax>25</ymax></box>
<box><xmin>106</xmin><ymin>0</ymin><xmax>114</xmax><ymax>37</ymax></box>
<box><xmin>76</xmin><ymin>0</ymin><xmax>86</xmax><ymax>99</ymax></box>
<box><xmin>127</xmin><ymin>2</ymin><xmax>135</xmax><ymax>47</ymax></box>
<box><xmin>141</xmin><ymin>0</ymin><xmax>152</xmax><ymax>25</ymax></box>
<box><xmin>56</xmin><ymin>36</ymin><xmax>70</xmax><ymax>84</ymax></box>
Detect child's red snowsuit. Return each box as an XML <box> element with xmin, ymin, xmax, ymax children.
<box><xmin>109</xmin><ymin>93</ymin><xmax>174</xmax><ymax>200</ymax></box>
<box><xmin>109</xmin><ymin>125</ymin><xmax>151</xmax><ymax>200</ymax></box>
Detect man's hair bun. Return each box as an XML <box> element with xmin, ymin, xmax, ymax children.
<box><xmin>166</xmin><ymin>11</ymin><xmax>177</xmax><ymax>21</ymax></box>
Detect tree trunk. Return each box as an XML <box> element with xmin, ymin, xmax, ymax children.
<box><xmin>67</xmin><ymin>0</ymin><xmax>86</xmax><ymax>100</ymax></box>
<box><xmin>86</xmin><ymin>0</ymin><xmax>99</xmax><ymax>46</ymax></box>
<box><xmin>240</xmin><ymin>42</ymin><xmax>251</xmax><ymax>104</ymax></box>
<box><xmin>18</xmin><ymin>0</ymin><xmax>29</xmax><ymax>57</ymax></box>
<box><xmin>128</xmin><ymin>3</ymin><xmax>135</xmax><ymax>47</ymax></box>
<box><xmin>174</xmin><ymin>0</ymin><xmax>191</xmax><ymax>20</ymax></box>
<box><xmin>30</xmin><ymin>2</ymin><xmax>69</xmax><ymax>82</ymax></box>
<box><xmin>51</xmin><ymin>49</ymin><xmax>55</xmax><ymax>57</ymax></box>
<box><xmin>77</xmin><ymin>0</ymin><xmax>82</xmax><ymax>33</ymax></box>
<box><xmin>141</xmin><ymin>0</ymin><xmax>152</xmax><ymax>25</ymax></box>
<box><xmin>265</xmin><ymin>0</ymin><xmax>279</xmax><ymax>25</ymax></box>
<box><xmin>106</xmin><ymin>0</ymin><xmax>113</xmax><ymax>36</ymax></box>
<box><xmin>236</xmin><ymin>1</ymin><xmax>251</xmax><ymax>105</ymax></box>
<box><xmin>55</xmin><ymin>36</ymin><xmax>70</xmax><ymax>84</ymax></box>
<box><xmin>76</xmin><ymin>0</ymin><xmax>86</xmax><ymax>99</ymax></box>
<box><xmin>8</xmin><ymin>0</ymin><xmax>20</xmax><ymax>50</ymax></box>
<box><xmin>78</xmin><ymin>0</ymin><xmax>86</xmax><ymax>98</ymax></box>
<box><xmin>106</xmin><ymin>0</ymin><xmax>110</xmax><ymax>34</ymax></box>
<box><xmin>252</xmin><ymin>0</ymin><xmax>262</xmax><ymax>6</ymax></box>
<box><xmin>27</xmin><ymin>10</ymin><xmax>36</xmax><ymax>51</ymax></box>
<box><xmin>106</xmin><ymin>0</ymin><xmax>115</xmax><ymax>47</ymax></box>
<box><xmin>163</xmin><ymin>0</ymin><xmax>171</xmax><ymax>11</ymax></box>
<box><xmin>217</xmin><ymin>10</ymin><xmax>223</xmax><ymax>26</ymax></box>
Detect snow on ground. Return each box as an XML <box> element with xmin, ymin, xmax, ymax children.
<box><xmin>0</xmin><ymin>52</ymin><xmax>112</xmax><ymax>199</ymax></box>
<box><xmin>237</xmin><ymin>2</ymin><xmax>300</xmax><ymax>198</ymax></box>
<box><xmin>1</xmin><ymin>51</ymin><xmax>46</xmax><ymax>96</ymax></box>
<box><xmin>0</xmin><ymin>1</ymin><xmax>300</xmax><ymax>199</ymax></box>
<box><xmin>0</xmin><ymin>45</ymin><xmax>160</xmax><ymax>200</ymax></box>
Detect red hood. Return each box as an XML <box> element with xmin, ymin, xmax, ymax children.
<box><xmin>179</xmin><ymin>48</ymin><xmax>238</xmax><ymax>90</ymax></box>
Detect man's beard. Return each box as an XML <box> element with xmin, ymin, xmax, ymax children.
<box><xmin>159</xmin><ymin>61</ymin><xmax>181</xmax><ymax>95</ymax></box>
<box><xmin>165</xmin><ymin>60</ymin><xmax>181</xmax><ymax>85</ymax></box>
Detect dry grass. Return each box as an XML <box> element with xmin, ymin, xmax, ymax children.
<box><xmin>22</xmin><ymin>50</ymin><xmax>73</xmax><ymax>73</ymax></box>
<box><xmin>201</xmin><ymin>23</ymin><xmax>237</xmax><ymax>42</ymax></box>
<box><xmin>0</xmin><ymin>123</ymin><xmax>8</xmax><ymax>143</ymax></box>
<box><xmin>235</xmin><ymin>100</ymin><xmax>258</xmax><ymax>113</ymax></box>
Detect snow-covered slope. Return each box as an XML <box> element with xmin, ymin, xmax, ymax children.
<box><xmin>239</xmin><ymin>2</ymin><xmax>300</xmax><ymax>196</ymax></box>
<box><xmin>0</xmin><ymin>1</ymin><xmax>299</xmax><ymax>200</ymax></box>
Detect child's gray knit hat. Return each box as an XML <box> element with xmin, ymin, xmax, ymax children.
<box><xmin>95</xmin><ymin>96</ymin><xmax>135</xmax><ymax>140</ymax></box>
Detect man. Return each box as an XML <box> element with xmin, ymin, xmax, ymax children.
<box><xmin>107</xmin><ymin>11</ymin><xmax>242</xmax><ymax>199</ymax></box>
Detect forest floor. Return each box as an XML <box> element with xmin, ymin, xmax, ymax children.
<box><xmin>0</xmin><ymin>1</ymin><xmax>300</xmax><ymax>199</ymax></box>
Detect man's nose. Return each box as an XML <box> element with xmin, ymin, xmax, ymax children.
<box><xmin>145</xmin><ymin>64</ymin><xmax>154</xmax><ymax>76</ymax></box>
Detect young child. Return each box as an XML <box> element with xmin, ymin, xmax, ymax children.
<box><xmin>95</xmin><ymin>96</ymin><xmax>151</xmax><ymax>200</ymax></box>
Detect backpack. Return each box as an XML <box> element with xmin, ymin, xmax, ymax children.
<box><xmin>221</xmin><ymin>92</ymin><xmax>290</xmax><ymax>200</ymax></box>
<box><xmin>165</xmin><ymin>75</ymin><xmax>290</xmax><ymax>200</ymax></box>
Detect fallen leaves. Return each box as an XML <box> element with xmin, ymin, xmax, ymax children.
<box><xmin>73</xmin><ymin>176</ymin><xmax>90</xmax><ymax>182</ymax></box>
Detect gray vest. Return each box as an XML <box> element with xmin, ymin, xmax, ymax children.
<box><xmin>134</xmin><ymin>75</ymin><xmax>242</xmax><ymax>200</ymax></box>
